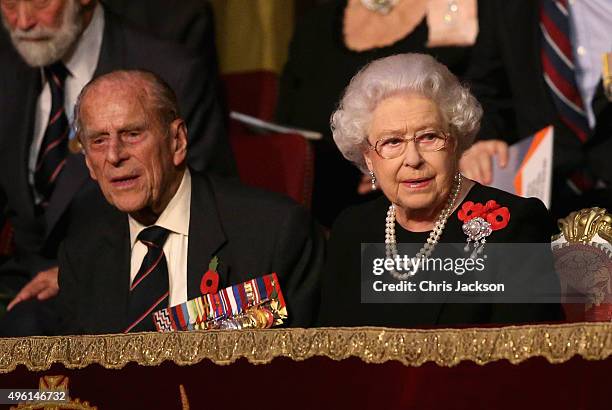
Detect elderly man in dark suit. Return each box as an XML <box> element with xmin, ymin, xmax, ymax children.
<box><xmin>57</xmin><ymin>70</ymin><xmax>323</xmax><ymax>334</ymax></box>
<box><xmin>0</xmin><ymin>0</ymin><xmax>234</xmax><ymax>326</ymax></box>
<box><xmin>459</xmin><ymin>0</ymin><xmax>612</xmax><ymax>219</ymax></box>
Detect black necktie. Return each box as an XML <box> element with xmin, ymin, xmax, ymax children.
<box><xmin>125</xmin><ymin>226</ymin><xmax>171</xmax><ymax>333</ymax></box>
<box><xmin>34</xmin><ymin>62</ymin><xmax>70</xmax><ymax>205</ymax></box>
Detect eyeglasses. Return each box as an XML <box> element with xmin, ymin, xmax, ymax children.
<box><xmin>0</xmin><ymin>0</ymin><xmax>52</xmax><ymax>11</ymax></box>
<box><xmin>368</xmin><ymin>129</ymin><xmax>449</xmax><ymax>159</ymax></box>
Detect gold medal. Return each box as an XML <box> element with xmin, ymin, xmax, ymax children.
<box><xmin>260</xmin><ymin>307</ymin><xmax>275</xmax><ymax>328</ymax></box>
<box><xmin>248</xmin><ymin>308</ymin><xmax>268</xmax><ymax>328</ymax></box>
<box><xmin>238</xmin><ymin>313</ymin><xmax>257</xmax><ymax>329</ymax></box>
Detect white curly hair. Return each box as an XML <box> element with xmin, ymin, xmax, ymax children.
<box><xmin>330</xmin><ymin>53</ymin><xmax>483</xmax><ymax>173</ymax></box>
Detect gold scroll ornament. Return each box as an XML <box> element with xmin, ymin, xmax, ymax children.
<box><xmin>554</xmin><ymin>207</ymin><xmax>612</xmax><ymax>244</ymax></box>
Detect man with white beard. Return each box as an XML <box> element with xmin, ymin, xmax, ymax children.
<box><xmin>0</xmin><ymin>0</ymin><xmax>232</xmax><ymax>335</ymax></box>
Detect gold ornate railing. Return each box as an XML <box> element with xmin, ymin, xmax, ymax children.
<box><xmin>0</xmin><ymin>322</ymin><xmax>610</xmax><ymax>373</ymax></box>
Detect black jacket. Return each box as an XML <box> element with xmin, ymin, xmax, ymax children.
<box><xmin>57</xmin><ymin>172</ymin><xmax>325</xmax><ymax>334</ymax></box>
<box><xmin>318</xmin><ymin>183</ymin><xmax>565</xmax><ymax>327</ymax></box>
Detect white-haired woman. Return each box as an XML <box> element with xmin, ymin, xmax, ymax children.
<box><xmin>318</xmin><ymin>53</ymin><xmax>564</xmax><ymax>327</ymax></box>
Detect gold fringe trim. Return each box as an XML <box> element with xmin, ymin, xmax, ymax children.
<box><xmin>0</xmin><ymin>323</ymin><xmax>610</xmax><ymax>373</ymax></box>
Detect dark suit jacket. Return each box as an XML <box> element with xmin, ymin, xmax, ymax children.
<box><xmin>57</xmin><ymin>172</ymin><xmax>325</xmax><ymax>334</ymax></box>
<box><xmin>0</xmin><ymin>8</ymin><xmax>235</xmax><ymax>282</ymax></box>
<box><xmin>101</xmin><ymin>0</ymin><xmax>219</xmax><ymax>67</ymax></box>
<box><xmin>465</xmin><ymin>0</ymin><xmax>612</xmax><ymax>217</ymax></box>
<box><xmin>318</xmin><ymin>183</ymin><xmax>564</xmax><ymax>327</ymax></box>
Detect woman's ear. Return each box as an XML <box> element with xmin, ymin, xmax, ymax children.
<box><xmin>363</xmin><ymin>151</ymin><xmax>374</xmax><ymax>173</ymax></box>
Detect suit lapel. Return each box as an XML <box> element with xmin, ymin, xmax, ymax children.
<box><xmin>8</xmin><ymin>67</ymin><xmax>41</xmax><ymax>218</ymax></box>
<box><xmin>43</xmin><ymin>8</ymin><xmax>125</xmax><ymax>239</ymax></box>
<box><xmin>503</xmin><ymin>0</ymin><xmax>559</xmax><ymax>126</ymax></box>
<box><xmin>504</xmin><ymin>0</ymin><xmax>546</xmax><ymax>94</ymax></box>
<box><xmin>96</xmin><ymin>208</ymin><xmax>132</xmax><ymax>331</ymax></box>
<box><xmin>93</xmin><ymin>10</ymin><xmax>127</xmax><ymax>77</ymax></box>
<box><xmin>186</xmin><ymin>173</ymin><xmax>227</xmax><ymax>300</ymax></box>
<box><xmin>44</xmin><ymin>154</ymin><xmax>90</xmax><ymax>240</ymax></box>
<box><xmin>586</xmin><ymin>78</ymin><xmax>612</xmax><ymax>146</ymax></box>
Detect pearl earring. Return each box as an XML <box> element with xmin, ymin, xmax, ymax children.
<box><xmin>370</xmin><ymin>171</ymin><xmax>376</xmax><ymax>190</ymax></box>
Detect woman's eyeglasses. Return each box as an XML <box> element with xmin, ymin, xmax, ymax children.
<box><xmin>368</xmin><ymin>129</ymin><xmax>448</xmax><ymax>159</ymax></box>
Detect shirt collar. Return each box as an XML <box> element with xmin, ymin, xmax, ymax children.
<box><xmin>63</xmin><ymin>3</ymin><xmax>104</xmax><ymax>81</ymax></box>
<box><xmin>129</xmin><ymin>169</ymin><xmax>192</xmax><ymax>249</ymax></box>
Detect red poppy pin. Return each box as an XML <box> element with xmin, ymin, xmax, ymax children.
<box><xmin>458</xmin><ymin>200</ymin><xmax>510</xmax><ymax>257</ymax></box>
<box><xmin>200</xmin><ymin>256</ymin><xmax>220</xmax><ymax>295</ymax></box>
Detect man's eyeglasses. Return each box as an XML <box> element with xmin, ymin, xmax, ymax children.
<box><xmin>368</xmin><ymin>129</ymin><xmax>449</xmax><ymax>159</ymax></box>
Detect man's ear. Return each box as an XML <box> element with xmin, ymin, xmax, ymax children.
<box><xmin>171</xmin><ymin>119</ymin><xmax>188</xmax><ymax>166</ymax></box>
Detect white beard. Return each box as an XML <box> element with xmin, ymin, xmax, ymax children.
<box><xmin>2</xmin><ymin>0</ymin><xmax>83</xmax><ymax>67</ymax></box>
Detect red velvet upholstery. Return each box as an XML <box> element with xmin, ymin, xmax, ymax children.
<box><xmin>230</xmin><ymin>126</ymin><xmax>313</xmax><ymax>208</ymax></box>
<box><xmin>221</xmin><ymin>71</ymin><xmax>278</xmax><ymax>121</ymax></box>
<box><xmin>222</xmin><ymin>71</ymin><xmax>313</xmax><ymax>207</ymax></box>
<box><xmin>585</xmin><ymin>304</ymin><xmax>612</xmax><ymax>321</ymax></box>
<box><xmin>1</xmin><ymin>355</ymin><xmax>609</xmax><ymax>409</ymax></box>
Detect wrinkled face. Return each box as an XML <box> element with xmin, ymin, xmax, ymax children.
<box><xmin>0</xmin><ymin>0</ymin><xmax>85</xmax><ymax>67</ymax></box>
<box><xmin>364</xmin><ymin>93</ymin><xmax>457</xmax><ymax>217</ymax></box>
<box><xmin>79</xmin><ymin>81</ymin><xmax>187</xmax><ymax>223</ymax></box>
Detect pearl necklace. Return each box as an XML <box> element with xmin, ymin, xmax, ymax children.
<box><xmin>385</xmin><ymin>173</ymin><xmax>462</xmax><ymax>280</ymax></box>
<box><xmin>360</xmin><ymin>0</ymin><xmax>401</xmax><ymax>15</ymax></box>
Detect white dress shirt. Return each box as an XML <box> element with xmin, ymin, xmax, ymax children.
<box><xmin>129</xmin><ymin>170</ymin><xmax>192</xmax><ymax>307</ymax></box>
<box><xmin>29</xmin><ymin>4</ymin><xmax>104</xmax><ymax>202</ymax></box>
<box><xmin>568</xmin><ymin>0</ymin><xmax>612</xmax><ymax>128</ymax></box>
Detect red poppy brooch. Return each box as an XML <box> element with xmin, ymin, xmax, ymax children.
<box><xmin>458</xmin><ymin>200</ymin><xmax>510</xmax><ymax>257</ymax></box>
<box><xmin>200</xmin><ymin>256</ymin><xmax>220</xmax><ymax>295</ymax></box>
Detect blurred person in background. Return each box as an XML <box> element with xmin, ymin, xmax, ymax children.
<box><xmin>277</xmin><ymin>0</ymin><xmax>482</xmax><ymax>227</ymax></box>
<box><xmin>0</xmin><ymin>0</ymin><xmax>233</xmax><ymax>335</ymax></box>
<box><xmin>460</xmin><ymin>0</ymin><xmax>612</xmax><ymax>219</ymax></box>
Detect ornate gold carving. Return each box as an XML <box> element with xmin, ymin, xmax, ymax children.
<box><xmin>0</xmin><ymin>324</ymin><xmax>610</xmax><ymax>373</ymax></box>
<box><xmin>10</xmin><ymin>375</ymin><xmax>96</xmax><ymax>410</ymax></box>
<box><xmin>555</xmin><ymin>207</ymin><xmax>612</xmax><ymax>244</ymax></box>
<box><xmin>39</xmin><ymin>375</ymin><xmax>68</xmax><ymax>392</ymax></box>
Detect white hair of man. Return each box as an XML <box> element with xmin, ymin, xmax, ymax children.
<box><xmin>1</xmin><ymin>0</ymin><xmax>83</xmax><ymax>67</ymax></box>
<box><xmin>330</xmin><ymin>53</ymin><xmax>483</xmax><ymax>173</ymax></box>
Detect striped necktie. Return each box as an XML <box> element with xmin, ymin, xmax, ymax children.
<box><xmin>540</xmin><ymin>0</ymin><xmax>591</xmax><ymax>141</ymax></box>
<box><xmin>540</xmin><ymin>0</ymin><xmax>594</xmax><ymax>192</ymax></box>
<box><xmin>34</xmin><ymin>62</ymin><xmax>70</xmax><ymax>205</ymax></box>
<box><xmin>125</xmin><ymin>226</ymin><xmax>171</xmax><ymax>333</ymax></box>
